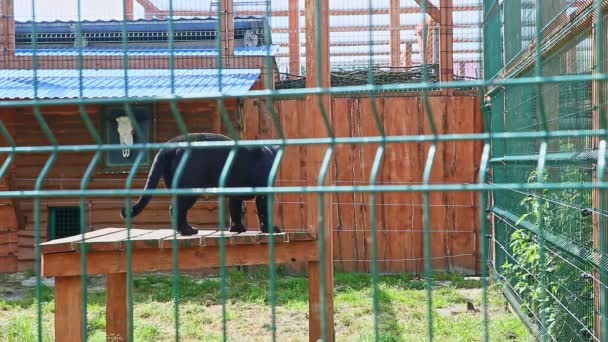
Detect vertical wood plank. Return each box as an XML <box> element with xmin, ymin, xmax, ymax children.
<box><xmin>55</xmin><ymin>276</ymin><xmax>83</xmax><ymax>342</ymax></box>
<box><xmin>332</xmin><ymin>98</ymin><xmax>354</xmax><ymax>272</ymax></box>
<box><xmin>106</xmin><ymin>273</ymin><xmax>128</xmax><ymax>342</ymax></box>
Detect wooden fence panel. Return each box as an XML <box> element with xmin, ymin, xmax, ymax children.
<box><xmin>242</xmin><ymin>94</ymin><xmax>482</xmax><ymax>275</ymax></box>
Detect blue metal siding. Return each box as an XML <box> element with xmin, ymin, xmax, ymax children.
<box><xmin>15</xmin><ymin>17</ymin><xmax>266</xmax><ymax>35</ymax></box>
<box><xmin>14</xmin><ymin>46</ymin><xmax>279</xmax><ymax>57</ymax></box>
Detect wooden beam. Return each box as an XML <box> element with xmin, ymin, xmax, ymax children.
<box><xmin>135</xmin><ymin>0</ymin><xmax>161</xmax><ymax>19</ymax></box>
<box><xmin>41</xmin><ymin>241</ymin><xmax>319</xmax><ymax>277</ymax></box>
<box><xmin>106</xmin><ymin>273</ymin><xmax>128</xmax><ymax>342</ymax></box>
<box><xmin>139</xmin><ymin>6</ymin><xmax>483</xmax><ymax>19</ymax></box>
<box><xmin>305</xmin><ymin>0</ymin><xmax>334</xmax><ymax>340</ymax></box>
<box><xmin>220</xmin><ymin>0</ymin><xmax>235</xmax><ymax>58</ymax></box>
<box><xmin>390</xmin><ymin>0</ymin><xmax>401</xmax><ymax>67</ymax></box>
<box><xmin>413</xmin><ymin>0</ymin><xmax>441</xmax><ymax>23</ymax></box>
<box><xmin>492</xmin><ymin>1</ymin><xmax>597</xmax><ymax>85</ymax></box>
<box><xmin>439</xmin><ymin>0</ymin><xmax>454</xmax><ymax>84</ymax></box>
<box><xmin>55</xmin><ymin>276</ymin><xmax>83</xmax><ymax>342</ymax></box>
<box><xmin>288</xmin><ymin>0</ymin><xmax>301</xmax><ymax>75</ymax></box>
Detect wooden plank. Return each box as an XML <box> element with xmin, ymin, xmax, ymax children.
<box><xmin>129</xmin><ymin>229</ymin><xmax>177</xmax><ymax>249</ymax></box>
<box><xmin>40</xmin><ymin>228</ymin><xmax>125</xmax><ymax>253</ymax></box>
<box><xmin>413</xmin><ymin>0</ymin><xmax>441</xmax><ymax>23</ymax></box>
<box><xmin>230</xmin><ymin>232</ymin><xmax>289</xmax><ymax>245</ymax></box>
<box><xmin>160</xmin><ymin>230</ymin><xmax>216</xmax><ymax>248</ymax></box>
<box><xmin>350</xmin><ymin>99</ymin><xmax>368</xmax><ymax>272</ymax></box>
<box><xmin>230</xmin><ymin>232</ymin><xmax>263</xmax><ymax>245</ymax></box>
<box><xmin>76</xmin><ymin>229</ymin><xmax>154</xmax><ymax>252</ymax></box>
<box><xmin>55</xmin><ymin>276</ymin><xmax>83</xmax><ymax>342</ymax></box>
<box><xmin>41</xmin><ymin>240</ymin><xmax>320</xmax><ymax>277</ymax></box>
<box><xmin>202</xmin><ymin>231</ymin><xmax>239</xmax><ymax>246</ymax></box>
<box><xmin>331</xmin><ymin>98</ymin><xmax>354</xmax><ymax>272</ymax></box>
<box><xmin>139</xmin><ymin>7</ymin><xmax>483</xmax><ymax>19</ymax></box>
<box><xmin>383</xmin><ymin>97</ymin><xmax>408</xmax><ymax>273</ymax></box>
<box><xmin>106</xmin><ymin>273</ymin><xmax>128</xmax><ymax>342</ymax></box>
<box><xmin>286</xmin><ymin>231</ymin><xmax>317</xmax><ymax>242</ymax></box>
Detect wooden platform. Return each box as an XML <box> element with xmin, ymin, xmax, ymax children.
<box><xmin>40</xmin><ymin>227</ymin><xmax>323</xmax><ymax>342</ymax></box>
<box><xmin>41</xmin><ymin>227</ymin><xmax>318</xmax><ymax>277</ymax></box>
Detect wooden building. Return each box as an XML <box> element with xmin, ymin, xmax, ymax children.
<box><xmin>0</xmin><ymin>2</ymin><xmax>279</xmax><ymax>271</ymax></box>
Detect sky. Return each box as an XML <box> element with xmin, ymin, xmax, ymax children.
<box><xmin>14</xmin><ymin>0</ymin><xmax>143</xmax><ymax>21</ymax></box>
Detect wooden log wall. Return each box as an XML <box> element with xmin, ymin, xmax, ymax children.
<box><xmin>244</xmin><ymin>94</ymin><xmax>483</xmax><ymax>275</ymax></box>
<box><xmin>3</xmin><ymin>100</ymin><xmax>238</xmax><ymax>270</ymax></box>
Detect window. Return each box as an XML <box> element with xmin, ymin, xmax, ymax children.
<box><xmin>102</xmin><ymin>104</ymin><xmax>154</xmax><ymax>172</ymax></box>
<box><xmin>48</xmin><ymin>207</ymin><xmax>81</xmax><ymax>240</ymax></box>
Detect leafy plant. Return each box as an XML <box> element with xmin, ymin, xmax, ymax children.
<box><xmin>502</xmin><ymin>149</ymin><xmax>594</xmax><ymax>339</ymax></box>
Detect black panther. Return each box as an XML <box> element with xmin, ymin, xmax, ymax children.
<box><xmin>120</xmin><ymin>133</ymin><xmax>281</xmax><ymax>236</ymax></box>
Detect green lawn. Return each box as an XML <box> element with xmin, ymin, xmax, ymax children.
<box><xmin>0</xmin><ymin>269</ymin><xmax>532</xmax><ymax>341</ymax></box>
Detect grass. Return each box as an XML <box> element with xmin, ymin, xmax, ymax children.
<box><xmin>0</xmin><ymin>268</ymin><xmax>532</xmax><ymax>341</ymax></box>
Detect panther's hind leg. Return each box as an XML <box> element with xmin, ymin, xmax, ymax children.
<box><xmin>255</xmin><ymin>195</ymin><xmax>281</xmax><ymax>233</ymax></box>
<box><xmin>171</xmin><ymin>195</ymin><xmax>199</xmax><ymax>236</ymax></box>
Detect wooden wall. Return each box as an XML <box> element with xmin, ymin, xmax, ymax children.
<box><xmin>0</xmin><ymin>92</ymin><xmax>482</xmax><ymax>275</ymax></box>
<box><xmin>2</xmin><ymin>99</ymin><xmax>238</xmax><ymax>270</ymax></box>
<box><xmin>243</xmin><ymin>94</ymin><xmax>483</xmax><ymax>275</ymax></box>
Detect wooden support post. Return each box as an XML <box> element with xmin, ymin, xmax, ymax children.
<box><xmin>390</xmin><ymin>0</ymin><xmax>401</xmax><ymax>67</ymax></box>
<box><xmin>288</xmin><ymin>0</ymin><xmax>301</xmax><ymax>76</ymax></box>
<box><xmin>220</xmin><ymin>0</ymin><xmax>235</xmax><ymax>59</ymax></box>
<box><xmin>55</xmin><ymin>276</ymin><xmax>83</xmax><ymax>342</ymax></box>
<box><xmin>413</xmin><ymin>0</ymin><xmax>441</xmax><ymax>22</ymax></box>
<box><xmin>305</xmin><ymin>0</ymin><xmax>334</xmax><ymax>341</ymax></box>
<box><xmin>439</xmin><ymin>0</ymin><xmax>454</xmax><ymax>86</ymax></box>
<box><xmin>125</xmin><ymin>0</ymin><xmax>134</xmax><ymax>20</ymax></box>
<box><xmin>0</xmin><ymin>0</ymin><xmax>15</xmax><ymax>64</ymax></box>
<box><xmin>135</xmin><ymin>0</ymin><xmax>160</xmax><ymax>19</ymax></box>
<box><xmin>106</xmin><ymin>273</ymin><xmax>128</xmax><ymax>341</ymax></box>
<box><xmin>403</xmin><ymin>42</ymin><xmax>413</xmax><ymax>67</ymax></box>
<box><xmin>591</xmin><ymin>20</ymin><xmax>607</xmax><ymax>340</ymax></box>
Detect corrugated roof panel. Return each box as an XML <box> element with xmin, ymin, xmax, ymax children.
<box><xmin>14</xmin><ymin>46</ymin><xmax>279</xmax><ymax>57</ymax></box>
<box><xmin>0</xmin><ymin>69</ymin><xmax>260</xmax><ymax>100</ymax></box>
<box><xmin>15</xmin><ymin>17</ymin><xmax>267</xmax><ymax>35</ymax></box>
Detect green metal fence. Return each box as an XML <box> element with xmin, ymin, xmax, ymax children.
<box><xmin>486</xmin><ymin>0</ymin><xmax>607</xmax><ymax>340</ymax></box>
<box><xmin>5</xmin><ymin>0</ymin><xmax>608</xmax><ymax>340</ymax></box>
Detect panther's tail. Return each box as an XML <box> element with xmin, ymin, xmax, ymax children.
<box><xmin>120</xmin><ymin>151</ymin><xmax>166</xmax><ymax>219</ymax></box>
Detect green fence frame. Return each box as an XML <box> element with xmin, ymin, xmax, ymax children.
<box><xmin>4</xmin><ymin>0</ymin><xmax>608</xmax><ymax>341</ymax></box>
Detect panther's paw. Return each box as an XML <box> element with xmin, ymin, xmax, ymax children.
<box><xmin>178</xmin><ymin>225</ymin><xmax>199</xmax><ymax>236</ymax></box>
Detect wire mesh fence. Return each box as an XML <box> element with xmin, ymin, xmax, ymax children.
<box><xmin>2</xmin><ymin>0</ymin><xmax>608</xmax><ymax>341</ymax></box>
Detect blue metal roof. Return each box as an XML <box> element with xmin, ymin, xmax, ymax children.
<box><xmin>14</xmin><ymin>46</ymin><xmax>280</xmax><ymax>57</ymax></box>
<box><xmin>0</xmin><ymin>69</ymin><xmax>260</xmax><ymax>100</ymax></box>
<box><xmin>15</xmin><ymin>17</ymin><xmax>267</xmax><ymax>35</ymax></box>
